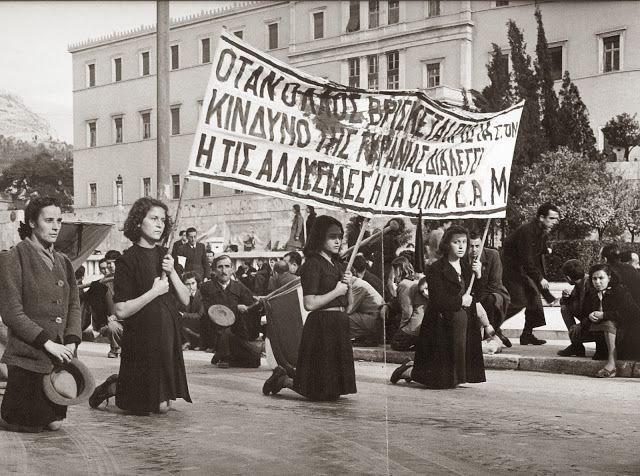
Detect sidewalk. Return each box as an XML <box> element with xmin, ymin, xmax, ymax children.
<box><xmin>354</xmin><ymin>282</ymin><xmax>640</xmax><ymax>379</ymax></box>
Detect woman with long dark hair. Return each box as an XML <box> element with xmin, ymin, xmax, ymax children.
<box><xmin>0</xmin><ymin>197</ymin><xmax>81</xmax><ymax>432</ymax></box>
<box><xmin>262</xmin><ymin>215</ymin><xmax>356</xmax><ymax>400</ymax></box>
<box><xmin>390</xmin><ymin>225</ymin><xmax>487</xmax><ymax>389</ymax></box>
<box><xmin>89</xmin><ymin>197</ymin><xmax>192</xmax><ymax>414</ymax></box>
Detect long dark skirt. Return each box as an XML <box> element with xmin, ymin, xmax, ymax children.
<box><xmin>412</xmin><ymin>309</ymin><xmax>486</xmax><ymax>389</ymax></box>
<box><xmin>294</xmin><ymin>310</ymin><xmax>357</xmax><ymax>401</ymax></box>
<box><xmin>1</xmin><ymin>365</ymin><xmax>66</xmax><ymax>427</ymax></box>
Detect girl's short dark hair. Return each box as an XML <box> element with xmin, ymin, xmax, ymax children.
<box><xmin>303</xmin><ymin>215</ymin><xmax>343</xmax><ymax>258</ymax></box>
<box><xmin>438</xmin><ymin>225</ymin><xmax>469</xmax><ymax>258</ymax></box>
<box><xmin>19</xmin><ymin>196</ymin><xmax>61</xmax><ymax>240</ymax></box>
<box><xmin>391</xmin><ymin>256</ymin><xmax>415</xmax><ymax>281</ymax></box>
<box><xmin>122</xmin><ymin>197</ymin><xmax>173</xmax><ymax>243</ymax></box>
<box><xmin>588</xmin><ymin>263</ymin><xmax>618</xmax><ymax>288</ymax></box>
<box><xmin>182</xmin><ymin>270</ymin><xmax>201</xmax><ymax>284</ymax></box>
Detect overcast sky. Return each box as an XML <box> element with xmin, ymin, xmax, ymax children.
<box><xmin>0</xmin><ymin>1</ymin><xmax>231</xmax><ymax>144</ymax></box>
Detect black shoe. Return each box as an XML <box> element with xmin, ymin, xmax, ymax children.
<box><xmin>217</xmin><ymin>360</ymin><xmax>230</xmax><ymax>369</ymax></box>
<box><xmin>89</xmin><ymin>374</ymin><xmax>118</xmax><ymax>409</ymax></box>
<box><xmin>262</xmin><ymin>366</ymin><xmax>287</xmax><ymax>395</ymax></box>
<box><xmin>283</xmin><ymin>364</ymin><xmax>296</xmax><ymax>379</ymax></box>
<box><xmin>557</xmin><ymin>344</ymin><xmax>585</xmax><ymax>357</ymax></box>
<box><xmin>520</xmin><ymin>333</ymin><xmax>546</xmax><ymax>345</ymax></box>
<box><xmin>390</xmin><ymin>358</ymin><xmax>413</xmax><ymax>384</ymax></box>
<box><xmin>496</xmin><ymin>329</ymin><xmax>512</xmax><ymax>348</ymax></box>
<box><xmin>210</xmin><ymin>354</ymin><xmax>219</xmax><ymax>365</ymax></box>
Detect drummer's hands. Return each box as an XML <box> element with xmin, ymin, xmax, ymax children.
<box><xmin>162</xmin><ymin>254</ymin><xmax>176</xmax><ymax>276</ymax></box>
<box><xmin>237</xmin><ymin>304</ymin><xmax>248</xmax><ymax>313</ymax></box>
<box><xmin>152</xmin><ymin>276</ymin><xmax>170</xmax><ymax>297</ymax></box>
<box><xmin>44</xmin><ymin>341</ymin><xmax>74</xmax><ymax>363</ymax></box>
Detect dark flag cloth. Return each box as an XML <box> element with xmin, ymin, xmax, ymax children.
<box><xmin>414</xmin><ymin>209</ymin><xmax>425</xmax><ymax>274</ymax></box>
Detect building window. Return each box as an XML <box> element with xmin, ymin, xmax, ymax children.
<box><xmin>367</xmin><ymin>55</ymin><xmax>379</xmax><ymax>89</ymax></box>
<box><xmin>112</xmin><ymin>57</ymin><xmax>122</xmax><ymax>82</ymax></box>
<box><xmin>87</xmin><ymin>121</ymin><xmax>97</xmax><ymax>148</ymax></box>
<box><xmin>347</xmin><ymin>0</ymin><xmax>360</xmax><ymax>32</ymax></box>
<box><xmin>426</xmin><ymin>62</ymin><xmax>440</xmax><ymax>88</ymax></box>
<box><xmin>172</xmin><ymin>175</ymin><xmax>181</xmax><ymax>199</ymax></box>
<box><xmin>201</xmin><ymin>38</ymin><xmax>211</xmax><ymax>64</ymax></box>
<box><xmin>87</xmin><ymin>63</ymin><xmax>96</xmax><ymax>88</ymax></box>
<box><xmin>143</xmin><ymin>177</ymin><xmax>152</xmax><ymax>197</ymax></box>
<box><xmin>313</xmin><ymin>12</ymin><xmax>324</xmax><ymax>39</ymax></box>
<box><xmin>171</xmin><ymin>44</ymin><xmax>179</xmax><ymax>70</ymax></box>
<box><xmin>387</xmin><ymin>51</ymin><xmax>399</xmax><ymax>89</ymax></box>
<box><xmin>141</xmin><ymin>112</ymin><xmax>151</xmax><ymax>140</ymax></box>
<box><xmin>497</xmin><ymin>53</ymin><xmax>510</xmax><ymax>83</ymax></box>
<box><xmin>268</xmin><ymin>23</ymin><xmax>279</xmax><ymax>50</ymax></box>
<box><xmin>113</xmin><ymin>116</ymin><xmax>123</xmax><ymax>144</ymax></box>
<box><xmin>140</xmin><ymin>51</ymin><xmax>150</xmax><ymax>76</ymax></box>
<box><xmin>203</xmin><ymin>182</ymin><xmax>211</xmax><ymax>197</ymax></box>
<box><xmin>428</xmin><ymin>0</ymin><xmax>440</xmax><ymax>17</ymax></box>
<box><xmin>89</xmin><ymin>183</ymin><xmax>97</xmax><ymax>207</ymax></box>
<box><xmin>603</xmin><ymin>35</ymin><xmax>620</xmax><ymax>73</ymax></box>
<box><xmin>369</xmin><ymin>0</ymin><xmax>379</xmax><ymax>28</ymax></box>
<box><xmin>388</xmin><ymin>0</ymin><xmax>399</xmax><ymax>25</ymax></box>
<box><xmin>348</xmin><ymin>58</ymin><xmax>360</xmax><ymax>88</ymax></box>
<box><xmin>171</xmin><ymin>107</ymin><xmax>180</xmax><ymax>135</ymax></box>
<box><xmin>549</xmin><ymin>46</ymin><xmax>563</xmax><ymax>81</ymax></box>
<box><xmin>233</xmin><ymin>30</ymin><xmax>244</xmax><ymax>40</ymax></box>
<box><xmin>495</xmin><ymin>1</ymin><xmax>509</xmax><ymax>6</ymax></box>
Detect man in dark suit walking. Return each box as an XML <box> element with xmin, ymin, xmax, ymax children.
<box><xmin>171</xmin><ymin>230</ymin><xmax>187</xmax><ymax>258</ymax></box>
<box><xmin>177</xmin><ymin>227</ymin><xmax>210</xmax><ymax>281</ymax></box>
<box><xmin>502</xmin><ymin>203</ymin><xmax>560</xmax><ymax>345</ymax></box>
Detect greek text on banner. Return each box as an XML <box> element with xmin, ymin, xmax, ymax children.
<box><xmin>187</xmin><ymin>31</ymin><xmax>524</xmax><ymax>219</ymax></box>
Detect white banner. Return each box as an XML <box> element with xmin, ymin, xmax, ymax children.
<box><xmin>187</xmin><ymin>31</ymin><xmax>524</xmax><ymax>219</ymax></box>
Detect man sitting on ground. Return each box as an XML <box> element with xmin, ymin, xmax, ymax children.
<box><xmin>352</xmin><ymin>254</ymin><xmax>384</xmax><ymax>296</ymax></box>
<box><xmin>179</xmin><ymin>271</ymin><xmax>204</xmax><ymax>350</ymax></box>
<box><xmin>84</xmin><ymin>250</ymin><xmax>123</xmax><ymax>358</ymax></box>
<box><xmin>283</xmin><ymin>251</ymin><xmax>302</xmax><ymax>276</ymax></box>
<box><xmin>620</xmin><ymin>250</ymin><xmax>640</xmax><ymax>271</ymax></box>
<box><xmin>348</xmin><ymin>277</ymin><xmax>385</xmax><ymax>346</ymax></box>
<box><xmin>557</xmin><ymin>259</ymin><xmax>607</xmax><ymax>359</ymax></box>
<box><xmin>267</xmin><ymin>260</ymin><xmax>298</xmax><ymax>293</ymax></box>
<box><xmin>200</xmin><ymin>255</ymin><xmax>262</xmax><ymax>368</ymax></box>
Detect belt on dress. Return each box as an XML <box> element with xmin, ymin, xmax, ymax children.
<box><xmin>320</xmin><ymin>307</ymin><xmax>346</xmax><ymax>312</ymax></box>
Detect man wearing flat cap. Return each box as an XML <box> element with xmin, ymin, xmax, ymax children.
<box><xmin>200</xmin><ymin>255</ymin><xmax>262</xmax><ymax>368</ymax></box>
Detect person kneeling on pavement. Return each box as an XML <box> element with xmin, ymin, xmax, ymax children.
<box><xmin>200</xmin><ymin>255</ymin><xmax>262</xmax><ymax>369</ymax></box>
<box><xmin>348</xmin><ymin>276</ymin><xmax>385</xmax><ymax>346</ymax></box>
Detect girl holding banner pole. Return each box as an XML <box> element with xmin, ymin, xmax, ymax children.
<box><xmin>390</xmin><ymin>225</ymin><xmax>487</xmax><ymax>389</ymax></box>
<box><xmin>262</xmin><ymin>215</ymin><xmax>357</xmax><ymax>400</ymax></box>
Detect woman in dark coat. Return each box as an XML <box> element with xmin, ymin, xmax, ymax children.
<box><xmin>581</xmin><ymin>263</ymin><xmax>639</xmax><ymax>378</ymax></box>
<box><xmin>390</xmin><ymin>225</ymin><xmax>488</xmax><ymax>389</ymax></box>
<box><xmin>262</xmin><ymin>215</ymin><xmax>356</xmax><ymax>400</ymax></box>
<box><xmin>89</xmin><ymin>197</ymin><xmax>192</xmax><ymax>414</ymax></box>
<box><xmin>0</xmin><ymin>197</ymin><xmax>81</xmax><ymax>432</ymax></box>
<box><xmin>253</xmin><ymin>260</ymin><xmax>272</xmax><ymax>296</ymax></box>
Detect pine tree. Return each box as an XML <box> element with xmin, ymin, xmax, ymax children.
<box><xmin>557</xmin><ymin>71</ymin><xmax>598</xmax><ymax>158</ymax></box>
<box><xmin>507</xmin><ymin>20</ymin><xmax>548</xmax><ymax>171</ymax></box>
<box><xmin>534</xmin><ymin>6</ymin><xmax>561</xmax><ymax>150</ymax></box>
<box><xmin>470</xmin><ymin>43</ymin><xmax>514</xmax><ymax>113</ymax></box>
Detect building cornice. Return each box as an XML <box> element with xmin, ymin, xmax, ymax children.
<box><xmin>68</xmin><ymin>1</ymin><xmax>287</xmax><ymax>53</ymax></box>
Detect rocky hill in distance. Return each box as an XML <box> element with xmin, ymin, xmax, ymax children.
<box><xmin>0</xmin><ymin>91</ymin><xmax>58</xmax><ymax>143</ymax></box>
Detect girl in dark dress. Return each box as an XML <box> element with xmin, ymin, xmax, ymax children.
<box><xmin>262</xmin><ymin>215</ymin><xmax>357</xmax><ymax>400</ymax></box>
<box><xmin>89</xmin><ymin>197</ymin><xmax>192</xmax><ymax>414</ymax></box>
<box><xmin>390</xmin><ymin>225</ymin><xmax>487</xmax><ymax>389</ymax></box>
<box><xmin>0</xmin><ymin>197</ymin><xmax>81</xmax><ymax>432</ymax></box>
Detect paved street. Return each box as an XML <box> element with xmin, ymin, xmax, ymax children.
<box><xmin>1</xmin><ymin>345</ymin><xmax>639</xmax><ymax>475</ymax></box>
